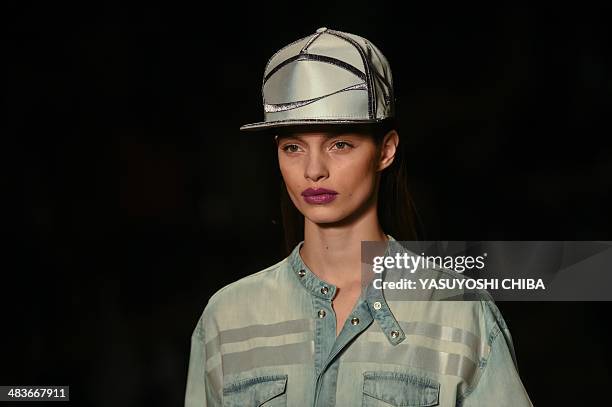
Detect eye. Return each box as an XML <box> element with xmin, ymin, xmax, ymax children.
<box><xmin>330</xmin><ymin>140</ymin><xmax>353</xmax><ymax>151</ymax></box>
<box><xmin>281</xmin><ymin>143</ymin><xmax>302</xmax><ymax>153</ymax></box>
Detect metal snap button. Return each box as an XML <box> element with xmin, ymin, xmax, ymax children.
<box><xmin>318</xmin><ymin>309</ymin><xmax>326</xmax><ymax>318</ymax></box>
<box><xmin>390</xmin><ymin>330</ymin><xmax>400</xmax><ymax>338</ymax></box>
<box><xmin>373</xmin><ymin>301</ymin><xmax>382</xmax><ymax>310</ymax></box>
<box><xmin>320</xmin><ymin>286</ymin><xmax>329</xmax><ymax>295</ymax></box>
<box><xmin>351</xmin><ymin>317</ymin><xmax>360</xmax><ymax>325</ymax></box>
<box><xmin>298</xmin><ymin>269</ymin><xmax>306</xmax><ymax>277</ymax></box>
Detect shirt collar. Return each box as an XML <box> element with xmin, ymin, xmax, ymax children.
<box><xmin>287</xmin><ymin>234</ymin><xmax>406</xmax><ymax>345</ymax></box>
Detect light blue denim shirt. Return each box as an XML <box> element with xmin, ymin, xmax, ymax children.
<box><xmin>185</xmin><ymin>236</ymin><xmax>533</xmax><ymax>406</ymax></box>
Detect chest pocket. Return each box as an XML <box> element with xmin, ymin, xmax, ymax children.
<box><xmin>222</xmin><ymin>374</ymin><xmax>288</xmax><ymax>407</ymax></box>
<box><xmin>362</xmin><ymin>371</ymin><xmax>440</xmax><ymax>406</ymax></box>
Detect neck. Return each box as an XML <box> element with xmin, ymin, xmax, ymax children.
<box><xmin>299</xmin><ymin>202</ymin><xmax>387</xmax><ymax>288</ymax></box>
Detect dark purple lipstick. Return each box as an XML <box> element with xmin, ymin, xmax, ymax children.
<box><xmin>301</xmin><ymin>187</ymin><xmax>338</xmax><ymax>204</ymax></box>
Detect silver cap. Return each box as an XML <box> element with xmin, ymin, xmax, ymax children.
<box><xmin>240</xmin><ymin>27</ymin><xmax>395</xmax><ymax>131</ymax></box>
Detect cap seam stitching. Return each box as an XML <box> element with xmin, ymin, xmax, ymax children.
<box><xmin>300</xmin><ymin>31</ymin><xmax>324</xmax><ymax>54</ymax></box>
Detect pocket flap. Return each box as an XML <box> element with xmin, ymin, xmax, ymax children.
<box><xmin>223</xmin><ymin>374</ymin><xmax>288</xmax><ymax>406</ymax></box>
<box><xmin>363</xmin><ymin>371</ymin><xmax>440</xmax><ymax>406</ymax></box>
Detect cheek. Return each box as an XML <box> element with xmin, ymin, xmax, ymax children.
<box><xmin>338</xmin><ymin>154</ymin><xmax>378</xmax><ymax>195</ymax></box>
<box><xmin>278</xmin><ymin>158</ymin><xmax>302</xmax><ymax>196</ymax></box>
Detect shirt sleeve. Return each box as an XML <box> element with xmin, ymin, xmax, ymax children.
<box><xmin>184</xmin><ymin>313</ymin><xmax>221</xmax><ymax>407</ymax></box>
<box><xmin>458</xmin><ymin>301</ymin><xmax>533</xmax><ymax>407</ymax></box>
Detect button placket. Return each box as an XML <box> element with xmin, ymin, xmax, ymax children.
<box><xmin>313</xmin><ymin>295</ymin><xmax>336</xmax><ymax>375</ymax></box>
<box><xmin>321</xmin><ymin>299</ymin><xmax>373</xmax><ymax>379</ymax></box>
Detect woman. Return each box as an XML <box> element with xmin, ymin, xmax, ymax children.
<box><xmin>185</xmin><ymin>27</ymin><xmax>532</xmax><ymax>406</ymax></box>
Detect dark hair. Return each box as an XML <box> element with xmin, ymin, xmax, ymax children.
<box><xmin>275</xmin><ymin>118</ymin><xmax>422</xmax><ymax>255</ymax></box>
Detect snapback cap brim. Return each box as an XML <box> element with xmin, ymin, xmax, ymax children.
<box><xmin>239</xmin><ymin>118</ymin><xmax>385</xmax><ymax>132</ymax></box>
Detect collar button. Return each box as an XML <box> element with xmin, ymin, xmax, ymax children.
<box><xmin>320</xmin><ymin>286</ymin><xmax>329</xmax><ymax>295</ymax></box>
<box><xmin>298</xmin><ymin>269</ymin><xmax>306</xmax><ymax>277</ymax></box>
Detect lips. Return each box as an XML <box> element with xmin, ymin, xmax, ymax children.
<box><xmin>301</xmin><ymin>187</ymin><xmax>338</xmax><ymax>204</ymax></box>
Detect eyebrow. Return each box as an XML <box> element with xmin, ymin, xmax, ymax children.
<box><xmin>277</xmin><ymin>132</ymin><xmax>348</xmax><ymax>141</ymax></box>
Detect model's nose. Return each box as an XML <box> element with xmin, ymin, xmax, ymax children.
<box><xmin>304</xmin><ymin>152</ymin><xmax>329</xmax><ymax>182</ymax></box>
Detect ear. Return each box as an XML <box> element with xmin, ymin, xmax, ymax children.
<box><xmin>377</xmin><ymin>129</ymin><xmax>399</xmax><ymax>171</ymax></box>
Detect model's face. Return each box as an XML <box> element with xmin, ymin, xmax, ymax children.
<box><xmin>277</xmin><ymin>130</ymin><xmax>388</xmax><ymax>225</ymax></box>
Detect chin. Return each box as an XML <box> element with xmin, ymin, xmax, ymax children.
<box><xmin>302</xmin><ymin>206</ymin><xmax>353</xmax><ymax>225</ymax></box>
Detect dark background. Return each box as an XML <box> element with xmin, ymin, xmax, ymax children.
<box><xmin>4</xmin><ymin>2</ymin><xmax>611</xmax><ymax>406</ymax></box>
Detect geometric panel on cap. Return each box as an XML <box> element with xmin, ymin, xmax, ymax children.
<box><xmin>264</xmin><ymin>34</ymin><xmax>317</xmax><ymax>78</ymax></box>
<box><xmin>264</xmin><ymin>87</ymin><xmax>369</xmax><ymax>121</ymax></box>
<box><xmin>303</xmin><ymin>31</ymin><xmax>366</xmax><ymax>73</ymax></box>
<box><xmin>263</xmin><ymin>60</ymin><xmax>365</xmax><ymax>104</ymax></box>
